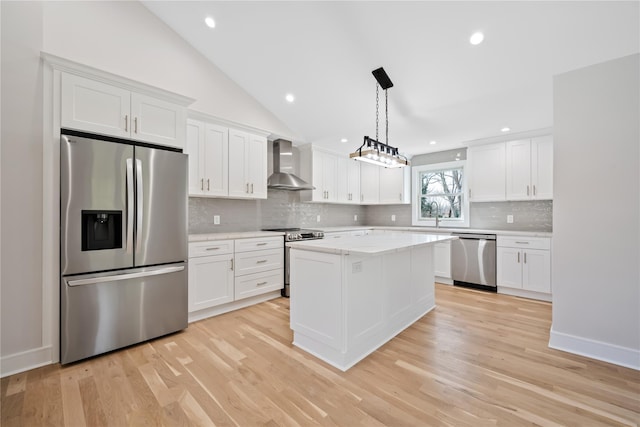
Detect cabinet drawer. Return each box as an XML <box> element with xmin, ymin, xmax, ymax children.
<box><xmin>497</xmin><ymin>236</ymin><xmax>550</xmax><ymax>250</ymax></box>
<box><xmin>189</xmin><ymin>240</ymin><xmax>234</xmax><ymax>258</ymax></box>
<box><xmin>234</xmin><ymin>248</ymin><xmax>283</xmax><ymax>276</ymax></box>
<box><xmin>235</xmin><ymin>236</ymin><xmax>283</xmax><ymax>252</ymax></box>
<box><xmin>235</xmin><ymin>269</ymin><xmax>284</xmax><ymax>300</ymax></box>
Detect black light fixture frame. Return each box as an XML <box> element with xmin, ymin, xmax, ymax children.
<box><xmin>372</xmin><ymin>67</ymin><xmax>394</xmax><ymax>90</ymax></box>
<box><xmin>351</xmin><ymin>136</ymin><xmax>410</xmax><ymax>166</ymax></box>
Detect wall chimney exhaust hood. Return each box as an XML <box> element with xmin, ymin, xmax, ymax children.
<box><xmin>267</xmin><ymin>139</ymin><xmax>315</xmax><ymax>191</ymax></box>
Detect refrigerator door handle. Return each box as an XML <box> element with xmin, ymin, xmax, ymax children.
<box><xmin>67</xmin><ymin>266</ymin><xmax>185</xmax><ymax>287</ymax></box>
<box><xmin>126</xmin><ymin>158</ymin><xmax>134</xmax><ymax>253</ymax></box>
<box><xmin>135</xmin><ymin>158</ymin><xmax>144</xmax><ymax>253</ymax></box>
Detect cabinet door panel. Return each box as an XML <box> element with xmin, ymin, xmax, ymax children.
<box><xmin>434</xmin><ymin>241</ymin><xmax>451</xmax><ymax>279</ymax></box>
<box><xmin>531</xmin><ymin>135</ymin><xmax>553</xmax><ymax>199</ymax></box>
<box><xmin>235</xmin><ymin>269</ymin><xmax>284</xmax><ymax>300</ymax></box>
<box><xmin>360</xmin><ymin>162</ymin><xmax>380</xmax><ymax>204</ymax></box>
<box><xmin>203</xmin><ymin>123</ymin><xmax>229</xmax><ymax>196</ymax></box>
<box><xmin>379</xmin><ymin>167</ymin><xmax>404</xmax><ymax>204</ymax></box>
<box><xmin>523</xmin><ymin>249</ymin><xmax>551</xmax><ymax>293</ymax></box>
<box><xmin>188</xmin><ymin>254</ymin><xmax>234</xmax><ymax>312</ymax></box>
<box><xmin>323</xmin><ymin>153</ymin><xmax>338</xmax><ymax>202</ymax></box>
<box><xmin>468</xmin><ymin>143</ymin><xmax>506</xmax><ymax>202</ymax></box>
<box><xmin>497</xmin><ymin>247</ymin><xmax>522</xmax><ymax>289</ymax></box>
<box><xmin>131</xmin><ymin>93</ymin><xmax>186</xmax><ymax>148</ymax></box>
<box><xmin>506</xmin><ymin>140</ymin><xmax>532</xmax><ymax>200</ymax></box>
<box><xmin>248</xmin><ymin>134</ymin><xmax>267</xmax><ymax>199</ymax></box>
<box><xmin>61</xmin><ymin>73</ymin><xmax>130</xmax><ymax>138</ymax></box>
<box><xmin>186</xmin><ymin>120</ymin><xmax>205</xmax><ymax>196</ymax></box>
<box><xmin>228</xmin><ymin>130</ymin><xmax>249</xmax><ymax>198</ymax></box>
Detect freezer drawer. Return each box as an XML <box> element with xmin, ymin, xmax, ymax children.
<box><xmin>61</xmin><ymin>263</ymin><xmax>187</xmax><ymax>364</ymax></box>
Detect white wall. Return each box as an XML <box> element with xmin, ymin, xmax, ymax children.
<box><xmin>1</xmin><ymin>1</ymin><xmax>45</xmax><ymax>359</ymax></box>
<box><xmin>550</xmin><ymin>54</ymin><xmax>640</xmax><ymax>369</ymax></box>
<box><xmin>0</xmin><ymin>0</ymin><xmax>295</xmax><ymax>376</ymax></box>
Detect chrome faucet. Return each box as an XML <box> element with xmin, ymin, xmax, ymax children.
<box><xmin>429</xmin><ymin>201</ymin><xmax>440</xmax><ymax>228</ymax></box>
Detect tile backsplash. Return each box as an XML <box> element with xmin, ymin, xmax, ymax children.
<box><xmin>189</xmin><ymin>190</ymin><xmax>366</xmax><ymax>233</ymax></box>
<box><xmin>190</xmin><ymin>192</ymin><xmax>552</xmax><ymax>233</ymax></box>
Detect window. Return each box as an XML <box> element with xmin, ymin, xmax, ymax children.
<box><xmin>412</xmin><ymin>161</ymin><xmax>469</xmax><ymax>227</ymax></box>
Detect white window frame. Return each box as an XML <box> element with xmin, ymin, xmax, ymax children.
<box><xmin>411</xmin><ymin>160</ymin><xmax>469</xmax><ymax>227</ymax></box>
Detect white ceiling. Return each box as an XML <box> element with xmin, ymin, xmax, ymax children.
<box><xmin>142</xmin><ymin>1</ymin><xmax>639</xmax><ymax>157</ymax></box>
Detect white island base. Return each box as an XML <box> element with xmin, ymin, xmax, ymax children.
<box><xmin>289</xmin><ymin>234</ymin><xmax>452</xmax><ymax>371</ymax></box>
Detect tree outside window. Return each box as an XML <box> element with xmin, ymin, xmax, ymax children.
<box><xmin>419</xmin><ymin>168</ymin><xmax>464</xmax><ymax>220</ymax></box>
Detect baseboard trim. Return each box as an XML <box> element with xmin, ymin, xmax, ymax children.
<box><xmin>498</xmin><ymin>287</ymin><xmax>552</xmax><ymax>302</ymax></box>
<box><xmin>549</xmin><ymin>327</ymin><xmax>640</xmax><ymax>371</ymax></box>
<box><xmin>1</xmin><ymin>346</ymin><xmax>53</xmax><ymax>378</ymax></box>
<box><xmin>188</xmin><ymin>291</ymin><xmax>281</xmax><ymax>323</ymax></box>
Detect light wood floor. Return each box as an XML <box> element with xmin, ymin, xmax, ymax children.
<box><xmin>2</xmin><ymin>284</ymin><xmax>639</xmax><ymax>426</ymax></box>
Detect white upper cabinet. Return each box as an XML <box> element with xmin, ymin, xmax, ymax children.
<box><xmin>530</xmin><ymin>136</ymin><xmax>553</xmax><ymax>199</ymax></box>
<box><xmin>186</xmin><ymin>119</ymin><xmax>229</xmax><ymax>197</ymax></box>
<box><xmin>506</xmin><ymin>136</ymin><xmax>553</xmax><ymax>200</ymax></box>
<box><xmin>300</xmin><ymin>147</ymin><xmax>339</xmax><ymax>203</ymax></box>
<box><xmin>228</xmin><ymin>129</ymin><xmax>267</xmax><ymax>199</ymax></box>
<box><xmin>379</xmin><ymin>167</ymin><xmax>409</xmax><ymax>204</ymax></box>
<box><xmin>337</xmin><ymin>157</ymin><xmax>360</xmax><ymax>204</ymax></box>
<box><xmin>467</xmin><ymin>142</ymin><xmax>506</xmax><ymax>202</ymax></box>
<box><xmin>61</xmin><ymin>73</ymin><xmax>186</xmax><ymax>149</ymax></box>
<box><xmin>360</xmin><ymin>162</ymin><xmax>380</xmax><ymax>204</ymax></box>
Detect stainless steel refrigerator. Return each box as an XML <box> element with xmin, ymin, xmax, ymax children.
<box><xmin>60</xmin><ymin>131</ymin><xmax>188</xmax><ymax>364</ymax></box>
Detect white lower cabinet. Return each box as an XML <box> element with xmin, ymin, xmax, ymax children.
<box><xmin>188</xmin><ymin>236</ymin><xmax>283</xmax><ymax>320</ymax></box>
<box><xmin>497</xmin><ymin>236</ymin><xmax>551</xmax><ymax>300</ymax></box>
<box><xmin>188</xmin><ymin>240</ymin><xmax>235</xmax><ymax>312</ymax></box>
<box><xmin>434</xmin><ymin>241</ymin><xmax>452</xmax><ymax>280</ymax></box>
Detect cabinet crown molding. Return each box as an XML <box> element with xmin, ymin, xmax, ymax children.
<box><xmin>41</xmin><ymin>51</ymin><xmax>195</xmax><ymax>107</ymax></box>
<box><xmin>187</xmin><ymin>110</ymin><xmax>271</xmax><ymax>137</ymax></box>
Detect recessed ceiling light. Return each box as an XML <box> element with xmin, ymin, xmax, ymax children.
<box><xmin>285</xmin><ymin>93</ymin><xmax>295</xmax><ymax>103</ymax></box>
<box><xmin>340</xmin><ymin>138</ymin><xmax>348</xmax><ymax>143</ymax></box>
<box><xmin>429</xmin><ymin>140</ymin><xmax>437</xmax><ymax>145</ymax></box>
<box><xmin>501</xmin><ymin>127</ymin><xmax>511</xmax><ymax>132</ymax></box>
<box><xmin>470</xmin><ymin>32</ymin><xmax>484</xmax><ymax>45</ymax></box>
<box><xmin>204</xmin><ymin>17</ymin><xmax>216</xmax><ymax>28</ymax></box>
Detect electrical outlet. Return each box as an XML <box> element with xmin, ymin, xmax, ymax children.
<box><xmin>352</xmin><ymin>261</ymin><xmax>363</xmax><ymax>273</ymax></box>
<box><xmin>214</xmin><ymin>215</ymin><xmax>220</xmax><ymax>225</ymax></box>
<box><xmin>317</xmin><ymin>215</ymin><xmax>321</xmax><ymax>222</ymax></box>
<box><xmin>354</xmin><ymin>214</ymin><xmax>358</xmax><ymax>221</ymax></box>
<box><xmin>391</xmin><ymin>214</ymin><xmax>396</xmax><ymax>222</ymax></box>
<box><xmin>507</xmin><ymin>215</ymin><xmax>514</xmax><ymax>224</ymax></box>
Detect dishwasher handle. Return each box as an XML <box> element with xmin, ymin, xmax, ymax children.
<box><xmin>452</xmin><ymin>233</ymin><xmax>496</xmax><ymax>240</ymax></box>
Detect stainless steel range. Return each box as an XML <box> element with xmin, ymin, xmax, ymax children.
<box><xmin>262</xmin><ymin>228</ymin><xmax>324</xmax><ymax>297</ymax></box>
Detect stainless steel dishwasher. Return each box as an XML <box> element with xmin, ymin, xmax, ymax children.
<box><xmin>451</xmin><ymin>232</ymin><xmax>497</xmax><ymax>291</ymax></box>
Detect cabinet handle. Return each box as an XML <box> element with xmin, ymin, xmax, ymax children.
<box><xmin>526</xmin><ymin>185</ymin><xmax>530</xmax><ymax>196</ymax></box>
<box><xmin>246</xmin><ymin>183</ymin><xmax>249</xmax><ymax>193</ymax></box>
<box><xmin>533</xmin><ymin>185</ymin><xmax>537</xmax><ymax>196</ymax></box>
<box><xmin>251</xmin><ymin>183</ymin><xmax>254</xmax><ymax>194</ymax></box>
<box><xmin>124</xmin><ymin>115</ymin><xmax>128</xmax><ymax>132</ymax></box>
<box><xmin>257</xmin><ymin>242</ymin><xmax>268</xmax><ymax>246</ymax></box>
<box><xmin>517</xmin><ymin>252</ymin><xmax>520</xmax><ymax>263</ymax></box>
<box><xmin>207</xmin><ymin>179</ymin><xmax>210</xmax><ymax>191</ymax></box>
<box><xmin>206</xmin><ymin>247</ymin><xmax>220</xmax><ymax>251</ymax></box>
<box><xmin>361</xmin><ymin>194</ymin><xmax>364</xmax><ymax>202</ymax></box>
<box><xmin>230</xmin><ymin>259</ymin><xmax>234</xmax><ymax>270</ymax></box>
<box><xmin>515</xmin><ymin>241</ymin><xmax>529</xmax><ymax>244</ymax></box>
<box><xmin>399</xmin><ymin>193</ymin><xmax>402</xmax><ymax>201</ymax></box>
<box><xmin>200</xmin><ymin>178</ymin><xmax>204</xmax><ymax>191</ymax></box>
<box><xmin>134</xmin><ymin>117</ymin><xmax>138</xmax><ymax>133</ymax></box>
<box><xmin>256</xmin><ymin>281</ymin><xmax>268</xmax><ymax>286</ymax></box>
<box><xmin>469</xmin><ymin>189</ymin><xmax>472</xmax><ymax>199</ymax></box>
<box><xmin>524</xmin><ymin>253</ymin><xmax>527</xmax><ymax>264</ymax></box>
<box><xmin>256</xmin><ymin>260</ymin><xmax>267</xmax><ymax>264</ymax></box>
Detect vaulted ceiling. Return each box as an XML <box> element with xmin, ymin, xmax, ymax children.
<box><xmin>143</xmin><ymin>1</ymin><xmax>639</xmax><ymax>156</ymax></box>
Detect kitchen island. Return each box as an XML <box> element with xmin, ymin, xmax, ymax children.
<box><xmin>287</xmin><ymin>233</ymin><xmax>456</xmax><ymax>371</ymax></box>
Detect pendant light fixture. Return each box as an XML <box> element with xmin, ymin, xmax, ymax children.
<box><xmin>350</xmin><ymin>67</ymin><xmax>410</xmax><ymax>168</ymax></box>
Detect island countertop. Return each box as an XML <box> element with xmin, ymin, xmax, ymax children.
<box><xmin>287</xmin><ymin>233</ymin><xmax>457</xmax><ymax>256</ymax></box>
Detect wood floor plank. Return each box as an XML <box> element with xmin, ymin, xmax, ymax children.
<box><xmin>3</xmin><ymin>284</ymin><xmax>639</xmax><ymax>426</ymax></box>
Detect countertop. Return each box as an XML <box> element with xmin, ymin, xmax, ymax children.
<box><xmin>320</xmin><ymin>226</ymin><xmax>552</xmax><ymax>238</ymax></box>
<box><xmin>286</xmin><ymin>233</ymin><xmax>457</xmax><ymax>256</ymax></box>
<box><xmin>188</xmin><ymin>226</ymin><xmax>552</xmax><ymax>242</ymax></box>
<box><xmin>189</xmin><ymin>231</ymin><xmax>284</xmax><ymax>242</ymax></box>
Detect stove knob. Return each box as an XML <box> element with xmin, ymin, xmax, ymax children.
<box><xmin>313</xmin><ymin>231</ymin><xmax>324</xmax><ymax>238</ymax></box>
<box><xmin>292</xmin><ymin>233</ymin><xmax>301</xmax><ymax>241</ymax></box>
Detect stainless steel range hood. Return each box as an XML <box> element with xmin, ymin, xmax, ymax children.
<box><xmin>267</xmin><ymin>139</ymin><xmax>314</xmax><ymax>191</ymax></box>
